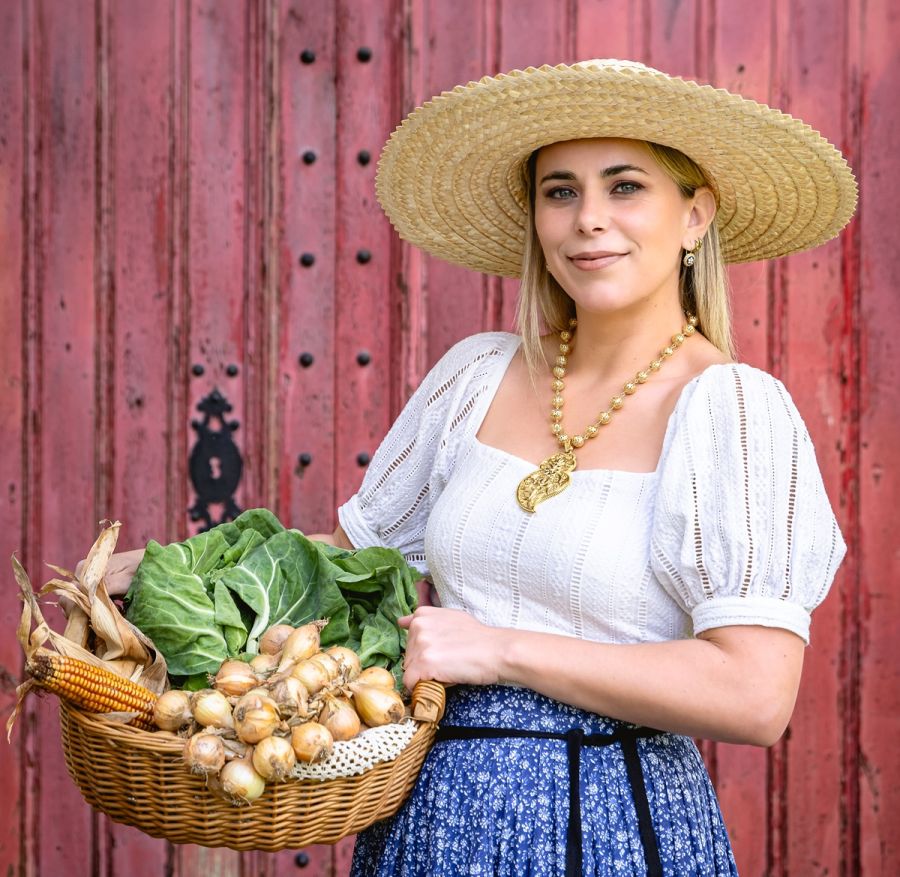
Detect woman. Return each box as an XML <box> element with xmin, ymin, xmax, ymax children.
<box><xmin>100</xmin><ymin>61</ymin><xmax>855</xmax><ymax>875</ymax></box>
<box><xmin>323</xmin><ymin>61</ymin><xmax>856</xmax><ymax>876</ymax></box>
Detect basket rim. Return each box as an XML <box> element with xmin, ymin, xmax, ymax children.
<box><xmin>59</xmin><ymin>678</ymin><xmax>446</xmax><ymax>758</ymax></box>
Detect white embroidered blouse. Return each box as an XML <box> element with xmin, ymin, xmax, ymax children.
<box><xmin>338</xmin><ymin>332</ymin><xmax>844</xmax><ymax>645</ymax></box>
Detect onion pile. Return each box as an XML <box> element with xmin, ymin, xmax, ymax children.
<box><xmin>148</xmin><ymin>619</ymin><xmax>409</xmax><ymax>806</ymax></box>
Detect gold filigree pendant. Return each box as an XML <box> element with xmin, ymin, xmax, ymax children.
<box><xmin>516</xmin><ymin>448</ymin><xmax>577</xmax><ymax>513</ymax></box>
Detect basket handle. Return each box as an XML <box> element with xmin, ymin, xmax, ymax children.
<box><xmin>410</xmin><ymin>680</ymin><xmax>445</xmax><ymax>723</ymax></box>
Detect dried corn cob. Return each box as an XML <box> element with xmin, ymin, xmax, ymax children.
<box><xmin>27</xmin><ymin>653</ymin><xmax>158</xmax><ymax>730</ymax></box>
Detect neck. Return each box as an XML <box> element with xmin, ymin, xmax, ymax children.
<box><xmin>565</xmin><ymin>299</ymin><xmax>687</xmax><ymax>378</ymax></box>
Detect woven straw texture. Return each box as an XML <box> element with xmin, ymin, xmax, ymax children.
<box><xmin>290</xmin><ymin>719</ymin><xmax>418</xmax><ymax>780</ymax></box>
<box><xmin>376</xmin><ymin>60</ymin><xmax>858</xmax><ymax>275</ymax></box>
<box><xmin>58</xmin><ymin>680</ymin><xmax>445</xmax><ymax>851</ymax></box>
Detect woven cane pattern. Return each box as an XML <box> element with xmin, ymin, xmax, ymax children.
<box><xmin>291</xmin><ymin>720</ymin><xmax>418</xmax><ymax>781</ymax></box>
<box><xmin>376</xmin><ymin>61</ymin><xmax>857</xmax><ymax>275</ymax></box>
<box><xmin>57</xmin><ymin>680</ymin><xmax>444</xmax><ymax>851</ymax></box>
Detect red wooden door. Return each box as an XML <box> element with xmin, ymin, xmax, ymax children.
<box><xmin>1</xmin><ymin>1</ymin><xmax>896</xmax><ymax>875</ymax></box>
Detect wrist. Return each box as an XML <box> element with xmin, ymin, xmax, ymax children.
<box><xmin>494</xmin><ymin>626</ymin><xmax>525</xmax><ymax>686</ymax></box>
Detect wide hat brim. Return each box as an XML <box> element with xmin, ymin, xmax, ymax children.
<box><xmin>375</xmin><ymin>60</ymin><xmax>858</xmax><ymax>277</ymax></box>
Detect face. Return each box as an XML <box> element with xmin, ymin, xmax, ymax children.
<box><xmin>533</xmin><ymin>138</ymin><xmax>710</xmax><ymax>316</ymax></box>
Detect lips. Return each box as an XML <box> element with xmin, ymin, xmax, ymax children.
<box><xmin>568</xmin><ymin>251</ymin><xmax>626</xmax><ymax>269</ymax></box>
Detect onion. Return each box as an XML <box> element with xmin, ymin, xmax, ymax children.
<box><xmin>249</xmin><ymin>652</ymin><xmax>280</xmax><ymax>675</ymax></box>
<box><xmin>153</xmin><ymin>689</ymin><xmax>193</xmax><ymax>731</ymax></box>
<box><xmin>308</xmin><ymin>651</ymin><xmax>341</xmax><ymax>681</ymax></box>
<box><xmin>357</xmin><ymin>666</ymin><xmax>396</xmax><ymax>690</ymax></box>
<box><xmin>259</xmin><ymin>624</ymin><xmax>295</xmax><ymax>656</ymax></box>
<box><xmin>269</xmin><ymin>676</ymin><xmax>309</xmax><ymax>719</ymax></box>
<box><xmin>183</xmin><ymin>732</ymin><xmax>226</xmax><ymax>776</ymax></box>
<box><xmin>190</xmin><ymin>689</ymin><xmax>235</xmax><ymax>730</ymax></box>
<box><xmin>325</xmin><ymin>646</ymin><xmax>361</xmax><ymax>680</ymax></box>
<box><xmin>242</xmin><ymin>686</ymin><xmax>271</xmax><ymax>699</ymax></box>
<box><xmin>214</xmin><ymin>660</ymin><xmax>260</xmax><ymax>697</ymax></box>
<box><xmin>291</xmin><ymin>659</ymin><xmax>331</xmax><ymax>695</ymax></box>
<box><xmin>220</xmin><ymin>753</ymin><xmax>266</xmax><ymax>805</ymax></box>
<box><xmin>349</xmin><ymin>682</ymin><xmax>404</xmax><ymax>727</ymax></box>
<box><xmin>251</xmin><ymin>734</ymin><xmax>296</xmax><ymax>782</ymax></box>
<box><xmin>290</xmin><ymin>722</ymin><xmax>333</xmax><ymax>763</ymax></box>
<box><xmin>276</xmin><ymin>621</ymin><xmax>326</xmax><ymax>672</ymax></box>
<box><xmin>233</xmin><ymin>692</ymin><xmax>281</xmax><ymax>744</ymax></box>
<box><xmin>318</xmin><ymin>695</ymin><xmax>361</xmax><ymax>741</ymax></box>
<box><xmin>222</xmin><ymin>737</ymin><xmax>249</xmax><ymax>761</ymax></box>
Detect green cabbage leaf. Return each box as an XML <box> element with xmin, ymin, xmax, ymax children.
<box><xmin>124</xmin><ymin>509</ymin><xmax>420</xmax><ymax>684</ymax></box>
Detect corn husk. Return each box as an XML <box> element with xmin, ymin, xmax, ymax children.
<box><xmin>7</xmin><ymin>521</ymin><xmax>170</xmax><ymax>740</ymax></box>
<box><xmin>39</xmin><ymin>521</ymin><xmax>168</xmax><ymax>692</ymax></box>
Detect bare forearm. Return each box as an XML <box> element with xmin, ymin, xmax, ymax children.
<box><xmin>497</xmin><ymin>626</ymin><xmax>803</xmax><ymax>746</ymax></box>
<box><xmin>307</xmin><ymin>524</ymin><xmax>354</xmax><ymax>550</ymax></box>
<box><xmin>116</xmin><ymin>547</ymin><xmax>146</xmax><ymax>569</ymax></box>
<box><xmin>84</xmin><ymin>547</ymin><xmax>145</xmax><ymax>596</ymax></box>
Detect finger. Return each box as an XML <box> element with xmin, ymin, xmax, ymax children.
<box><xmin>402</xmin><ymin>665</ymin><xmax>420</xmax><ymax>692</ymax></box>
<box><xmin>397</xmin><ymin>614</ymin><xmax>413</xmax><ymax>629</ymax></box>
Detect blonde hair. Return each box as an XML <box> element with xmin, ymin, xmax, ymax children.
<box><xmin>516</xmin><ymin>141</ymin><xmax>734</xmax><ymax>378</ymax></box>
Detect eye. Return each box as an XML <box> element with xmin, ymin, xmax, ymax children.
<box><xmin>544</xmin><ymin>185</ymin><xmax>577</xmax><ymax>200</ymax></box>
<box><xmin>611</xmin><ymin>180</ymin><xmax>643</xmax><ymax>195</ymax></box>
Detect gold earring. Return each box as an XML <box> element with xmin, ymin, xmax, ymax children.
<box><xmin>682</xmin><ymin>239</ymin><xmax>703</xmax><ymax>268</ymax></box>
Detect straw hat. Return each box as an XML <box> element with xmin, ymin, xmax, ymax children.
<box><xmin>375</xmin><ymin>60</ymin><xmax>857</xmax><ymax>277</ymax></box>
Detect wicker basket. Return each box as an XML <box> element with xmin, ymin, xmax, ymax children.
<box><xmin>58</xmin><ymin>680</ymin><xmax>445</xmax><ymax>851</ymax></box>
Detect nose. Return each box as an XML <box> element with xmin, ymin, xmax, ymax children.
<box><xmin>575</xmin><ymin>190</ymin><xmax>608</xmax><ymax>234</ymax></box>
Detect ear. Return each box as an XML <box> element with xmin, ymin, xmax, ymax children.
<box><xmin>682</xmin><ymin>187</ymin><xmax>717</xmax><ymax>249</ymax></box>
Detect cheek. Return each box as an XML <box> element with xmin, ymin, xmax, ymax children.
<box><xmin>533</xmin><ymin>212</ymin><xmax>558</xmax><ymax>263</ymax></box>
<box><xmin>627</xmin><ymin>207</ymin><xmax>686</xmax><ymax>255</ymax></box>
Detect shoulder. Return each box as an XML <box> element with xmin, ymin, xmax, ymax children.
<box><xmin>419</xmin><ymin>331</ymin><xmax>522</xmax><ymax>394</ymax></box>
<box><xmin>436</xmin><ymin>331</ymin><xmax>521</xmax><ymax>366</ymax></box>
<box><xmin>672</xmin><ymin>362</ymin><xmax>808</xmax><ymax>438</ymax></box>
<box><xmin>659</xmin><ymin>361</ymin><xmax>823</xmax><ymax>501</ymax></box>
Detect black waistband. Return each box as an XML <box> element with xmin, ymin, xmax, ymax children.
<box><xmin>434</xmin><ymin>724</ymin><xmax>664</xmax><ymax>877</ymax></box>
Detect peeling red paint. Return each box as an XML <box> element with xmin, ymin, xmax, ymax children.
<box><xmin>1</xmin><ymin>2</ymin><xmax>895</xmax><ymax>876</ymax></box>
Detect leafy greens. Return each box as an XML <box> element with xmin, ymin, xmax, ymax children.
<box><xmin>124</xmin><ymin>509</ymin><xmax>420</xmax><ymax>686</ymax></box>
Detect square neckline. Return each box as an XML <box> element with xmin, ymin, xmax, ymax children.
<box><xmin>470</xmin><ymin>333</ymin><xmax>732</xmax><ymax>478</ymax></box>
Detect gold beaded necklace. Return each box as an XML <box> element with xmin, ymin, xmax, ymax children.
<box><xmin>515</xmin><ymin>313</ymin><xmax>699</xmax><ymax>512</ymax></box>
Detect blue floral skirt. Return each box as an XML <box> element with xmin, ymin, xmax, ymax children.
<box><xmin>350</xmin><ymin>685</ymin><xmax>738</xmax><ymax>876</ymax></box>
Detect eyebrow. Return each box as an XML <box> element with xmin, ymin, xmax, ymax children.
<box><xmin>538</xmin><ymin>164</ymin><xmax>650</xmax><ymax>185</ymax></box>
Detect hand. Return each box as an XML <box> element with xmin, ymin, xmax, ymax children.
<box><xmin>398</xmin><ymin>606</ymin><xmax>506</xmax><ymax>690</ymax></box>
<box><xmin>72</xmin><ymin>547</ymin><xmax>144</xmax><ymax>604</ymax></box>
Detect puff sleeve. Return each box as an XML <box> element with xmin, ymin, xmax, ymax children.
<box><xmin>338</xmin><ymin>332</ymin><xmax>519</xmax><ymax>579</ymax></box>
<box><xmin>651</xmin><ymin>363</ymin><xmax>845</xmax><ymax>644</ymax></box>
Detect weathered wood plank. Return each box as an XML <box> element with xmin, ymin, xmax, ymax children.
<box><xmin>412</xmin><ymin>0</ymin><xmax>494</xmax><ymax>369</ymax></box>
<box><xmin>333</xmin><ymin>0</ymin><xmax>398</xmax><ymax>508</ymax></box>
<box><xmin>706</xmin><ymin>4</ymin><xmax>779</xmax><ymax>873</ymax></box>
<box><xmin>172</xmin><ymin>844</ymin><xmax>240</xmax><ymax>877</ymax></box>
<box><xmin>106</xmin><ymin>2</ymin><xmax>176</xmax><ymax>556</ymax></box>
<box><xmin>712</xmin><ymin>0</ymin><xmax>776</xmax><ymax>374</ymax></box>
<box><xmin>779</xmin><ymin>1</ymin><xmax>854</xmax><ymax>872</ymax></box>
<box><xmin>0</xmin><ymin>1</ymin><xmax>26</xmax><ymax>874</ymax></box>
<box><xmin>174</xmin><ymin>1</ymin><xmax>252</xmax><ymax>871</ymax></box>
<box><xmin>102</xmin><ymin>2</ymin><xmax>175</xmax><ymax>871</ymax></box>
<box><xmin>182</xmin><ymin>0</ymin><xmax>250</xmax><ymax>535</ymax></box>
<box><xmin>574</xmin><ymin>0</ymin><xmax>639</xmax><ymax>61</ymax></box>
<box><xmin>857</xmin><ymin>0</ymin><xmax>899</xmax><ymax>872</ymax></box>
<box><xmin>275</xmin><ymin>0</ymin><xmax>339</xmax><ymax>544</ymax></box>
<box><xmin>163</xmin><ymin>0</ymin><xmax>192</xmax><ymax>547</ymax></box>
<box><xmin>645</xmin><ymin>0</ymin><xmax>702</xmax><ymax>79</ymax></box>
<box><xmin>243</xmin><ymin>0</ymin><xmax>276</xmax><ymax>515</ymax></box>
<box><xmin>28</xmin><ymin>1</ymin><xmax>101</xmax><ymax>873</ymax></box>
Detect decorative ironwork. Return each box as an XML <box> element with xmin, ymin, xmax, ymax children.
<box><xmin>188</xmin><ymin>388</ymin><xmax>243</xmax><ymax>532</ymax></box>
